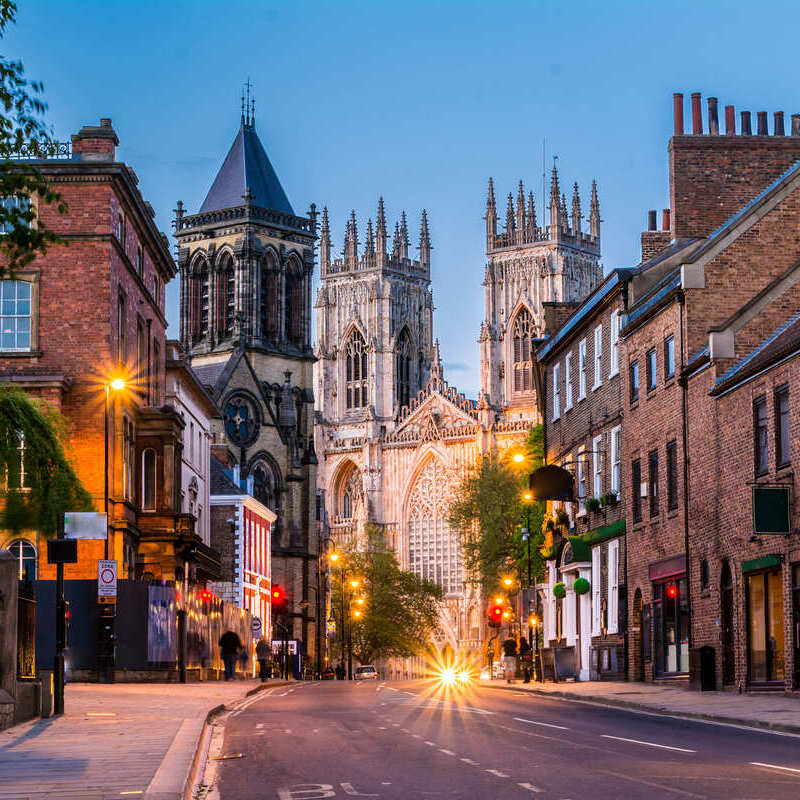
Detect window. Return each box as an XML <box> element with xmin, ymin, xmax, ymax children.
<box><xmin>609</xmin><ymin>310</ymin><xmax>620</xmax><ymax>377</ymax></box>
<box><xmin>142</xmin><ymin>448</ymin><xmax>156</xmax><ymax>511</ymax></box>
<box><xmin>117</xmin><ymin>292</ymin><xmax>126</xmax><ymax>365</ymax></box>
<box><xmin>552</xmin><ymin>363</ymin><xmax>561</xmax><ymax>420</ymax></box>
<box><xmin>225</xmin><ymin>263</ymin><xmax>235</xmax><ymax>336</ymax></box>
<box><xmin>7</xmin><ymin>539</ymin><xmax>36</xmax><ymax>582</ymax></box>
<box><xmin>666</xmin><ymin>439</ymin><xmax>678</xmax><ymax>511</ymax></box>
<box><xmin>648</xmin><ymin>448</ymin><xmax>659</xmax><ymax>518</ymax></box>
<box><xmin>137</xmin><ymin>317</ymin><xmax>146</xmax><ymax>386</ymax></box>
<box><xmin>592</xmin><ymin>434</ymin><xmax>603</xmax><ymax>497</ymax></box>
<box><xmin>664</xmin><ymin>335</ymin><xmax>675</xmax><ymax>381</ymax></box>
<box><xmin>136</xmin><ymin>245</ymin><xmax>143</xmax><ymax>277</ymax></box>
<box><xmin>285</xmin><ymin>257</ymin><xmax>303</xmax><ymax>345</ymax></box>
<box><xmin>122</xmin><ymin>418</ymin><xmax>135</xmax><ymax>502</ymax></box>
<box><xmin>610</xmin><ymin>425</ymin><xmax>621</xmax><ymax>495</ymax></box>
<box><xmin>6</xmin><ymin>431</ymin><xmax>27</xmax><ymax>489</ymax></box>
<box><xmin>0</xmin><ymin>280</ymin><xmax>31</xmax><ymax>351</ymax></box>
<box><xmin>629</xmin><ymin>360</ymin><xmax>639</xmax><ymax>404</ymax></box>
<box><xmin>153</xmin><ymin>276</ymin><xmax>160</xmax><ymax>307</ymax></box>
<box><xmin>564</xmin><ymin>352</ymin><xmax>573</xmax><ymax>410</ymax></box>
<box><xmin>117</xmin><ymin>212</ymin><xmax>126</xmax><ymax>244</ymax></box>
<box><xmin>608</xmin><ymin>538</ymin><xmax>619</xmax><ymax>634</ymax></box>
<box><xmin>578</xmin><ymin>339</ymin><xmax>587</xmax><ymax>399</ymax></box>
<box><xmin>699</xmin><ymin>559</ymin><xmax>710</xmax><ymax>591</ymax></box>
<box><xmin>646</xmin><ymin>347</ymin><xmax>657</xmax><ymax>392</ymax></box>
<box><xmin>775</xmin><ymin>386</ymin><xmax>790</xmax><ymax>468</ymax></box>
<box><xmin>0</xmin><ymin>196</ymin><xmax>31</xmax><ymax>233</ymax></box>
<box><xmin>512</xmin><ymin>308</ymin><xmax>535</xmax><ymax>394</ymax></box>
<box><xmin>753</xmin><ymin>396</ymin><xmax>768</xmax><ymax>476</ymax></box>
<box><xmin>653</xmin><ymin>577</ymin><xmax>689</xmax><ymax>675</ymax></box>
<box><xmin>260</xmin><ymin>254</ymin><xmax>279</xmax><ymax>339</ymax></box>
<box><xmin>199</xmin><ymin>271</ymin><xmax>209</xmax><ymax>338</ymax></box>
<box><xmin>632</xmin><ymin>458</ymin><xmax>642</xmax><ymax>523</ymax></box>
<box><xmin>593</xmin><ymin>324</ymin><xmax>603</xmax><ymax>389</ymax></box>
<box><xmin>591</xmin><ymin>547</ymin><xmax>601</xmax><ymax>636</ymax></box>
<box><xmin>345</xmin><ymin>330</ymin><xmax>368</xmax><ymax>409</ymax></box>
<box><xmin>190</xmin><ymin>421</ymin><xmax>195</xmax><ymax>463</ymax></box>
<box><xmin>396</xmin><ymin>328</ymin><xmax>412</xmax><ymax>409</ymax></box>
<box><xmin>577</xmin><ymin>448</ymin><xmax>587</xmax><ymax>513</ymax></box>
<box><xmin>152</xmin><ymin>340</ymin><xmax>160</xmax><ymax>404</ymax></box>
<box><xmin>746</xmin><ymin>568</ymin><xmax>785</xmax><ymax>682</ymax></box>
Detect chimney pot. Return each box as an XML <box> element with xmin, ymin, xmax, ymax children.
<box><xmin>757</xmin><ymin>111</ymin><xmax>768</xmax><ymax>135</ymax></box>
<box><xmin>662</xmin><ymin>208</ymin><xmax>671</xmax><ymax>232</ymax></box>
<box><xmin>647</xmin><ymin>210</ymin><xmax>657</xmax><ymax>231</ymax></box>
<box><xmin>708</xmin><ymin>97</ymin><xmax>719</xmax><ymax>135</ymax></box>
<box><xmin>741</xmin><ymin>110</ymin><xmax>752</xmax><ymax>135</ymax></box>
<box><xmin>774</xmin><ymin>111</ymin><xmax>785</xmax><ymax>136</ymax></box>
<box><xmin>691</xmin><ymin>92</ymin><xmax>703</xmax><ymax>134</ymax></box>
<box><xmin>100</xmin><ymin>118</ymin><xmax>112</xmax><ymax>128</ymax></box>
<box><xmin>725</xmin><ymin>105</ymin><xmax>735</xmax><ymax>135</ymax></box>
<box><xmin>673</xmin><ymin>93</ymin><xmax>684</xmax><ymax>135</ymax></box>
<box><xmin>792</xmin><ymin>114</ymin><xmax>800</xmax><ymax>137</ymax></box>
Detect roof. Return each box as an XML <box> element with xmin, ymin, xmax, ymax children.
<box><xmin>712</xmin><ymin>310</ymin><xmax>800</xmax><ymax>394</ymax></box>
<box><xmin>192</xmin><ymin>360</ymin><xmax>230</xmax><ymax>394</ymax></box>
<box><xmin>623</xmin><ymin>267</ymin><xmax>682</xmax><ymax>330</ymax></box>
<box><xmin>200</xmin><ymin>121</ymin><xmax>294</xmax><ymax>215</ymax></box>
<box><xmin>210</xmin><ymin>454</ymin><xmax>247</xmax><ymax>496</ymax></box>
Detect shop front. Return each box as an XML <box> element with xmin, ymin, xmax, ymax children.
<box><xmin>648</xmin><ymin>555</ymin><xmax>689</xmax><ymax>678</ymax></box>
<box><xmin>743</xmin><ymin>556</ymin><xmax>785</xmax><ymax>688</ymax></box>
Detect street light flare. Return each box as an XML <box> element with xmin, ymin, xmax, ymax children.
<box><xmin>512</xmin><ymin>452</ymin><xmax>525</xmax><ymax>463</ymax></box>
<box><xmin>109</xmin><ymin>377</ymin><xmax>126</xmax><ymax>391</ymax></box>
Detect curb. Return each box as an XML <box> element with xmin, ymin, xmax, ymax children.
<box><xmin>480</xmin><ymin>682</ymin><xmax>800</xmax><ymax>736</ymax></box>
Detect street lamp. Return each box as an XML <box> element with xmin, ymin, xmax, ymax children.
<box><xmin>104</xmin><ymin>375</ymin><xmax>126</xmax><ymax>562</ymax></box>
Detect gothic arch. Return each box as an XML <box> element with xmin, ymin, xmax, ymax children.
<box><xmin>395</xmin><ymin>325</ymin><xmax>414</xmax><ymax>410</ymax></box>
<box><xmin>342</xmin><ymin>326</ymin><xmax>369</xmax><ymax>411</ymax></box>
<box><xmin>189</xmin><ymin>252</ymin><xmax>211</xmax><ymax>341</ymax></box>
<box><xmin>260</xmin><ymin>249</ymin><xmax>280</xmax><ymax>339</ymax></box>
<box><xmin>216</xmin><ymin>251</ymin><xmax>235</xmax><ymax>338</ymax></box>
<box><xmin>285</xmin><ymin>252</ymin><xmax>304</xmax><ymax>344</ymax></box>
<box><xmin>507</xmin><ymin>304</ymin><xmax>538</xmax><ymax>396</ymax></box>
<box><xmin>213</xmin><ymin>245</ymin><xmax>236</xmax><ymax>268</ymax></box>
<box><xmin>330</xmin><ymin>458</ymin><xmax>362</xmax><ymax>520</ymax></box>
<box><xmin>245</xmin><ymin>450</ymin><xmax>283</xmax><ymax>517</ymax></box>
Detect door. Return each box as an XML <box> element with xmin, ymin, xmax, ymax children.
<box><xmin>747</xmin><ymin>569</ymin><xmax>785</xmax><ymax>684</ymax></box>
<box><xmin>793</xmin><ymin>564</ymin><xmax>800</xmax><ymax>689</ymax></box>
<box><xmin>721</xmin><ymin>562</ymin><xmax>735</xmax><ymax>685</ymax></box>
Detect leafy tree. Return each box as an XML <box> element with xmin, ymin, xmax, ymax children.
<box><xmin>0</xmin><ymin>386</ymin><xmax>92</xmax><ymax>535</ymax></box>
<box><xmin>0</xmin><ymin>0</ymin><xmax>66</xmax><ymax>276</ymax></box>
<box><xmin>449</xmin><ymin>425</ymin><xmax>546</xmax><ymax>591</ymax></box>
<box><xmin>332</xmin><ymin>526</ymin><xmax>443</xmax><ymax>665</ymax></box>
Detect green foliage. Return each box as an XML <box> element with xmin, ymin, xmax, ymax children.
<box><xmin>332</xmin><ymin>527</ymin><xmax>443</xmax><ymax>665</ymax></box>
<box><xmin>0</xmin><ymin>386</ymin><xmax>92</xmax><ymax>535</ymax></box>
<box><xmin>584</xmin><ymin>496</ymin><xmax>602</xmax><ymax>514</ymax></box>
<box><xmin>0</xmin><ymin>1</ymin><xmax>66</xmax><ymax>275</ymax></box>
<box><xmin>573</xmin><ymin>577</ymin><xmax>590</xmax><ymax>595</ymax></box>
<box><xmin>449</xmin><ymin>425</ymin><xmax>546</xmax><ymax>590</ymax></box>
<box><xmin>599</xmin><ymin>491</ymin><xmax>618</xmax><ymax>509</ymax></box>
<box><xmin>553</xmin><ymin>581</ymin><xmax>566</xmax><ymax>599</ymax></box>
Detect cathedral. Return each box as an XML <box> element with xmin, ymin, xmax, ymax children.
<box><xmin>315</xmin><ymin>168</ymin><xmax>602</xmax><ymax>655</ymax></box>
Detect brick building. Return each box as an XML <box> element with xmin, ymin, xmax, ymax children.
<box><xmin>537</xmin><ymin>271</ymin><xmax>629</xmax><ymax>681</ymax></box>
<box><xmin>0</xmin><ymin>119</ymin><xmax>217</xmax><ymax>586</ymax></box>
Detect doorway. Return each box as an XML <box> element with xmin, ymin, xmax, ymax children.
<box><xmin>746</xmin><ymin>568</ymin><xmax>785</xmax><ymax>685</ymax></box>
<box><xmin>721</xmin><ymin>561</ymin><xmax>735</xmax><ymax>685</ymax></box>
<box><xmin>793</xmin><ymin>564</ymin><xmax>800</xmax><ymax>689</ymax></box>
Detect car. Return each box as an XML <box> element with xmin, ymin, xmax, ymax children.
<box><xmin>322</xmin><ymin>667</ymin><xmax>336</xmax><ymax>680</ymax></box>
<box><xmin>354</xmin><ymin>665</ymin><xmax>379</xmax><ymax>680</ymax></box>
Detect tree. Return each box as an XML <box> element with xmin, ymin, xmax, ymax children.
<box><xmin>0</xmin><ymin>386</ymin><xmax>92</xmax><ymax>535</ymax></box>
<box><xmin>0</xmin><ymin>0</ymin><xmax>66</xmax><ymax>276</ymax></box>
<box><xmin>333</xmin><ymin>527</ymin><xmax>443</xmax><ymax>665</ymax></box>
<box><xmin>449</xmin><ymin>425</ymin><xmax>546</xmax><ymax>591</ymax></box>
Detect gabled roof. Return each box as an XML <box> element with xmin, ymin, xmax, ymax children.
<box><xmin>200</xmin><ymin>121</ymin><xmax>294</xmax><ymax>215</ymax></box>
<box><xmin>210</xmin><ymin>454</ymin><xmax>247</xmax><ymax>496</ymax></box>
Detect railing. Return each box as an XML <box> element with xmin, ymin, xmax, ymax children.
<box><xmin>17</xmin><ymin>582</ymin><xmax>36</xmax><ymax>679</ymax></box>
<box><xmin>7</xmin><ymin>140</ymin><xmax>72</xmax><ymax>160</ymax></box>
<box><xmin>176</xmin><ymin>204</ymin><xmax>314</xmax><ymax>235</ymax></box>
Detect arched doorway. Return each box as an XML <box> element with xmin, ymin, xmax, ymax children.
<box><xmin>721</xmin><ymin>561</ymin><xmax>735</xmax><ymax>685</ymax></box>
<box><xmin>633</xmin><ymin>588</ymin><xmax>645</xmax><ymax>681</ymax></box>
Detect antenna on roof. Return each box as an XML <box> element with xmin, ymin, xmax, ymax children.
<box><xmin>242</xmin><ymin>77</ymin><xmax>254</xmax><ymax>127</ymax></box>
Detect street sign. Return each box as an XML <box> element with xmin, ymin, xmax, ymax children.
<box><xmin>64</xmin><ymin>512</ymin><xmax>107</xmax><ymax>539</ymax></box>
<box><xmin>251</xmin><ymin>617</ymin><xmax>263</xmax><ymax>638</ymax></box>
<box><xmin>47</xmin><ymin>539</ymin><xmax>78</xmax><ymax>564</ymax></box>
<box><xmin>97</xmin><ymin>560</ymin><xmax>117</xmax><ymax>603</ymax></box>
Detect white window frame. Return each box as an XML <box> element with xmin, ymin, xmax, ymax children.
<box><xmin>592</xmin><ymin>434</ymin><xmax>603</xmax><ymax>498</ymax></box>
<box><xmin>576</xmin><ymin>446</ymin><xmax>586</xmax><ymax>515</ymax></box>
<box><xmin>607</xmin><ymin>538</ymin><xmax>619</xmax><ymax>634</ymax></box>
<box><xmin>552</xmin><ymin>363</ymin><xmax>561</xmax><ymax>421</ymax></box>
<box><xmin>578</xmin><ymin>339</ymin><xmax>587</xmax><ymax>400</ymax></box>
<box><xmin>564</xmin><ymin>351</ymin><xmax>573</xmax><ymax>410</ymax></box>
<box><xmin>593</xmin><ymin>324</ymin><xmax>603</xmax><ymax>389</ymax></box>
<box><xmin>610</xmin><ymin>425</ymin><xmax>621</xmax><ymax>495</ymax></box>
<box><xmin>591</xmin><ymin>547</ymin><xmax>601</xmax><ymax>636</ymax></box>
<box><xmin>609</xmin><ymin>310</ymin><xmax>620</xmax><ymax>378</ymax></box>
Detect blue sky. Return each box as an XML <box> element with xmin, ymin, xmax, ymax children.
<box><xmin>10</xmin><ymin>0</ymin><xmax>800</xmax><ymax>396</ymax></box>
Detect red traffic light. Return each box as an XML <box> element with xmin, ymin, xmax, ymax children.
<box><xmin>487</xmin><ymin>603</ymin><xmax>504</xmax><ymax>628</ymax></box>
<box><xmin>272</xmin><ymin>587</ymin><xmax>284</xmax><ymax>601</ymax></box>
<box><xmin>666</xmin><ymin>583</ymin><xmax>678</xmax><ymax>599</ymax></box>
<box><xmin>271</xmin><ymin>585</ymin><xmax>288</xmax><ymax>615</ymax></box>
<box><xmin>200</xmin><ymin>590</ymin><xmax>214</xmax><ymax>602</ymax></box>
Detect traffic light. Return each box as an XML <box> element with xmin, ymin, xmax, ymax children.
<box><xmin>487</xmin><ymin>602</ymin><xmax>504</xmax><ymax>628</ymax></box>
<box><xmin>271</xmin><ymin>585</ymin><xmax>289</xmax><ymax>616</ymax></box>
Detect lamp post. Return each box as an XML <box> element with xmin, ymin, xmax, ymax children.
<box><xmin>104</xmin><ymin>376</ymin><xmax>126</xmax><ymax>561</ymax></box>
<box><xmin>347</xmin><ymin>577</ymin><xmax>361</xmax><ymax>680</ymax></box>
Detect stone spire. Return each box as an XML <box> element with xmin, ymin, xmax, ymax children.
<box><xmin>560</xmin><ymin>194</ymin><xmax>569</xmax><ymax>231</ymax></box>
<box><xmin>486</xmin><ymin>177</ymin><xmax>497</xmax><ymax>249</ymax></box>
<box><xmin>320</xmin><ymin>206</ymin><xmax>331</xmax><ymax>271</ymax></box>
<box><xmin>527</xmin><ymin>191</ymin><xmax>537</xmax><ymax>232</ymax></box>
<box><xmin>419</xmin><ymin>209</ymin><xmax>431</xmax><ymax>268</ymax></box>
<box><xmin>376</xmin><ymin>196</ymin><xmax>388</xmax><ymax>265</ymax></box>
<box><xmin>516</xmin><ymin>180</ymin><xmax>526</xmax><ymax>240</ymax></box>
<box><xmin>365</xmin><ymin>218</ymin><xmax>375</xmax><ymax>263</ymax></box>
<box><xmin>589</xmin><ymin>179</ymin><xmax>601</xmax><ymax>239</ymax></box>
<box><xmin>430</xmin><ymin>338</ymin><xmax>443</xmax><ymax>382</ymax></box>
<box><xmin>571</xmin><ymin>182</ymin><xmax>582</xmax><ymax>236</ymax></box>
<box><xmin>399</xmin><ymin>211</ymin><xmax>409</xmax><ymax>259</ymax></box>
<box><xmin>549</xmin><ymin>164</ymin><xmax>561</xmax><ymax>233</ymax></box>
<box><xmin>391</xmin><ymin>221</ymin><xmax>401</xmax><ymax>261</ymax></box>
<box><xmin>344</xmin><ymin>209</ymin><xmax>358</xmax><ymax>266</ymax></box>
<box><xmin>505</xmin><ymin>193</ymin><xmax>516</xmax><ymax>236</ymax></box>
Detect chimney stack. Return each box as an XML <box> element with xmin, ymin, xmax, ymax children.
<box><xmin>774</xmin><ymin>111</ymin><xmax>785</xmax><ymax>136</ymax></box>
<box><xmin>792</xmin><ymin>114</ymin><xmax>800</xmax><ymax>137</ymax></box>
<box><xmin>673</xmin><ymin>93</ymin><xmax>684</xmax><ymax>135</ymax></box>
<box><xmin>647</xmin><ymin>210</ymin><xmax>657</xmax><ymax>231</ymax></box>
<box><xmin>741</xmin><ymin>111</ymin><xmax>752</xmax><ymax>135</ymax></box>
<box><xmin>691</xmin><ymin>93</ymin><xmax>702</xmax><ymax>134</ymax></box>
<box><xmin>725</xmin><ymin>105</ymin><xmax>735</xmax><ymax>135</ymax></box>
<box><xmin>757</xmin><ymin>111</ymin><xmax>768</xmax><ymax>135</ymax></box>
<box><xmin>662</xmin><ymin>208</ymin><xmax>671</xmax><ymax>231</ymax></box>
<box><xmin>708</xmin><ymin>97</ymin><xmax>719</xmax><ymax>135</ymax></box>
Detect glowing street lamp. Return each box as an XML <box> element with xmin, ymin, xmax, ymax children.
<box><xmin>512</xmin><ymin>452</ymin><xmax>525</xmax><ymax>464</ymax></box>
<box><xmin>503</xmin><ymin>576</ymin><xmax>514</xmax><ymax>589</ymax></box>
<box><xmin>349</xmin><ymin>578</ymin><xmax>361</xmax><ymax>590</ymax></box>
<box><xmin>104</xmin><ymin>375</ymin><xmax>126</xmax><ymax>561</ymax></box>
<box><xmin>328</xmin><ymin>551</ymin><xmax>340</xmax><ymax>564</ymax></box>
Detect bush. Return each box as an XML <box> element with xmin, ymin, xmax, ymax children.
<box><xmin>553</xmin><ymin>581</ymin><xmax>566</xmax><ymax>599</ymax></box>
<box><xmin>573</xmin><ymin>577</ymin><xmax>590</xmax><ymax>595</ymax></box>
<box><xmin>600</xmin><ymin>492</ymin><xmax>618</xmax><ymax>508</ymax></box>
<box><xmin>584</xmin><ymin>497</ymin><xmax>602</xmax><ymax>514</ymax></box>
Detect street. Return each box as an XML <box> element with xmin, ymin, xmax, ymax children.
<box><xmin>208</xmin><ymin>680</ymin><xmax>800</xmax><ymax>799</ymax></box>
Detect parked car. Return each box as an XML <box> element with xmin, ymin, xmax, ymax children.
<box><xmin>322</xmin><ymin>667</ymin><xmax>336</xmax><ymax>680</ymax></box>
<box><xmin>354</xmin><ymin>665</ymin><xmax>379</xmax><ymax>680</ymax></box>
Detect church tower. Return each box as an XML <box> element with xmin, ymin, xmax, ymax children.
<box><xmin>175</xmin><ymin>93</ymin><xmax>319</xmax><ymax>661</ymax></box>
<box><xmin>480</xmin><ymin>167</ymin><xmax>602</xmax><ymax>418</ymax></box>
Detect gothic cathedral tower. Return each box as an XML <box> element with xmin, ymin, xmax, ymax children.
<box><xmin>175</xmin><ymin>100</ymin><xmax>319</xmax><ymax>660</ymax></box>
<box><xmin>480</xmin><ymin>167</ymin><xmax>602</xmax><ymax>419</ymax></box>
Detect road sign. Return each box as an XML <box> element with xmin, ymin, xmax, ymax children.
<box><xmin>47</xmin><ymin>539</ymin><xmax>78</xmax><ymax>564</ymax></box>
<box><xmin>251</xmin><ymin>617</ymin><xmax>263</xmax><ymax>638</ymax></box>
<box><xmin>64</xmin><ymin>512</ymin><xmax>107</xmax><ymax>539</ymax></box>
<box><xmin>97</xmin><ymin>560</ymin><xmax>117</xmax><ymax>603</ymax></box>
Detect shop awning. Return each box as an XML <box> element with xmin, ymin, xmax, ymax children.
<box><xmin>529</xmin><ymin>464</ymin><xmax>574</xmax><ymax>502</ymax></box>
<box><xmin>584</xmin><ymin>519</ymin><xmax>626</xmax><ymax>545</ymax></box>
<box><xmin>742</xmin><ymin>554</ymin><xmax>783</xmax><ymax>574</ymax></box>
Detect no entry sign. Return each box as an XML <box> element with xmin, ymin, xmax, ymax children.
<box><xmin>97</xmin><ymin>560</ymin><xmax>117</xmax><ymax>602</ymax></box>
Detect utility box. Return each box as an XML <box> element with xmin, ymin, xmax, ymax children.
<box><xmin>690</xmin><ymin>645</ymin><xmax>716</xmax><ymax>691</ymax></box>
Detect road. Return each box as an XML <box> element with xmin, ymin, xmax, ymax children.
<box><xmin>209</xmin><ymin>680</ymin><xmax>800</xmax><ymax>799</ymax></box>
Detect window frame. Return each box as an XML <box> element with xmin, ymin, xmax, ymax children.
<box><xmin>648</xmin><ymin>448</ymin><xmax>659</xmax><ymax>518</ymax></box>
<box><xmin>775</xmin><ymin>385</ymin><xmax>790</xmax><ymax>469</ymax></box>
<box><xmin>666</xmin><ymin>439</ymin><xmax>678</xmax><ymax>511</ymax></box>
<box><xmin>593</xmin><ymin>324</ymin><xmax>603</xmax><ymax>389</ymax></box>
<box><xmin>345</xmin><ymin>330</ymin><xmax>369</xmax><ymax>410</ymax></box>
<box><xmin>0</xmin><ymin>279</ymin><xmax>33</xmax><ymax>352</ymax></box>
<box><xmin>646</xmin><ymin>347</ymin><xmax>657</xmax><ymax>393</ymax></box>
<box><xmin>591</xmin><ymin>547</ymin><xmax>602</xmax><ymax>636</ymax></box>
<box><xmin>632</xmin><ymin>458</ymin><xmax>642</xmax><ymax>523</ymax></box>
<box><xmin>592</xmin><ymin>434</ymin><xmax>603</xmax><ymax>497</ymax></box>
<box><xmin>610</xmin><ymin>425</ymin><xmax>621</xmax><ymax>495</ymax></box>
<box><xmin>552</xmin><ymin>362</ymin><xmax>561</xmax><ymax>421</ymax></box>
<box><xmin>664</xmin><ymin>334</ymin><xmax>675</xmax><ymax>381</ymax></box>
<box><xmin>607</xmin><ymin>538</ymin><xmax>619</xmax><ymax>634</ymax></box>
<box><xmin>578</xmin><ymin>338</ymin><xmax>587</xmax><ymax>400</ymax></box>
<box><xmin>576</xmin><ymin>446</ymin><xmax>587</xmax><ymax>515</ymax></box>
<box><xmin>753</xmin><ymin>395</ymin><xmax>768</xmax><ymax>477</ymax></box>
<box><xmin>564</xmin><ymin>351</ymin><xmax>573</xmax><ymax>410</ymax></box>
<box><xmin>629</xmin><ymin>360</ymin><xmax>639</xmax><ymax>405</ymax></box>
<box><xmin>142</xmin><ymin>448</ymin><xmax>157</xmax><ymax>511</ymax></box>
<box><xmin>609</xmin><ymin>310</ymin><xmax>620</xmax><ymax>377</ymax></box>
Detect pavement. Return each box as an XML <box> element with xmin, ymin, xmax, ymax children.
<box><xmin>479</xmin><ymin>678</ymin><xmax>800</xmax><ymax>733</ymax></box>
<box><xmin>0</xmin><ymin>679</ymin><xmax>283</xmax><ymax>800</ymax></box>
<box><xmin>205</xmin><ymin>680</ymin><xmax>800</xmax><ymax>799</ymax></box>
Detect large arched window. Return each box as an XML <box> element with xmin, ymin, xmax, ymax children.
<box><xmin>7</xmin><ymin>538</ymin><xmax>36</xmax><ymax>582</ymax></box>
<box><xmin>407</xmin><ymin>459</ymin><xmax>462</xmax><ymax>595</ymax></box>
<box><xmin>345</xmin><ymin>330</ymin><xmax>368</xmax><ymax>410</ymax></box>
<box><xmin>250</xmin><ymin>456</ymin><xmax>281</xmax><ymax>516</ymax></box>
<box><xmin>0</xmin><ymin>280</ymin><xmax>31</xmax><ymax>351</ymax></box>
<box><xmin>511</xmin><ymin>308</ymin><xmax>536</xmax><ymax>394</ymax></box>
<box><xmin>395</xmin><ymin>328</ymin><xmax>412</xmax><ymax>409</ymax></box>
<box><xmin>192</xmin><ymin>267</ymin><xmax>209</xmax><ymax>342</ymax></box>
<box><xmin>285</xmin><ymin>257</ymin><xmax>303</xmax><ymax>345</ymax></box>
<box><xmin>217</xmin><ymin>254</ymin><xmax>235</xmax><ymax>338</ymax></box>
<box><xmin>260</xmin><ymin>253</ymin><xmax>279</xmax><ymax>339</ymax></box>
<box><xmin>337</xmin><ymin>463</ymin><xmax>360</xmax><ymax>519</ymax></box>
<box><xmin>142</xmin><ymin>448</ymin><xmax>156</xmax><ymax>511</ymax></box>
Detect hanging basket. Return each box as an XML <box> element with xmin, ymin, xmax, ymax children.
<box><xmin>573</xmin><ymin>577</ymin><xmax>590</xmax><ymax>595</ymax></box>
<box><xmin>553</xmin><ymin>581</ymin><xmax>567</xmax><ymax>599</ymax></box>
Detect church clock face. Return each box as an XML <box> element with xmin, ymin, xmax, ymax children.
<box><xmin>223</xmin><ymin>392</ymin><xmax>261</xmax><ymax>447</ymax></box>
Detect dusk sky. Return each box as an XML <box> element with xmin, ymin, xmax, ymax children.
<box><xmin>10</xmin><ymin>0</ymin><xmax>799</xmax><ymax>396</ymax></box>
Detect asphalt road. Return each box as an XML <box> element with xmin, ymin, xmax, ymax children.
<box><xmin>212</xmin><ymin>680</ymin><xmax>800</xmax><ymax>799</ymax></box>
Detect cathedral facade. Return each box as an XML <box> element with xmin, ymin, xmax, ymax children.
<box><xmin>315</xmin><ymin>167</ymin><xmax>602</xmax><ymax>658</ymax></box>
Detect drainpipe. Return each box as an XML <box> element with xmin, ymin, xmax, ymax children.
<box><xmin>678</xmin><ymin>291</ymin><xmax>692</xmax><ymax>650</ymax></box>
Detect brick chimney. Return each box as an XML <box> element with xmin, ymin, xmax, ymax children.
<box><xmin>71</xmin><ymin>118</ymin><xmax>118</xmax><ymax>161</ymax></box>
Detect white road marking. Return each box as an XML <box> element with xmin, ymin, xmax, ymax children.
<box><xmin>514</xmin><ymin>717</ymin><xmax>569</xmax><ymax>730</ymax></box>
<box><xmin>403</xmin><ymin>691</ymin><xmax>416</xmax><ymax>695</ymax></box>
<box><xmin>518</xmin><ymin>783</ymin><xmax>543</xmax><ymax>793</ymax></box>
<box><xmin>391</xmin><ymin>723</ymin><xmax>400</xmax><ymax>727</ymax></box>
<box><xmin>341</xmin><ymin>782</ymin><xmax>378</xmax><ymax>796</ymax></box>
<box><xmin>601</xmin><ymin>734</ymin><xmax>696</xmax><ymax>753</ymax></box>
<box><xmin>412</xmin><ymin>733</ymin><xmax>422</xmax><ymax>738</ymax></box>
<box><xmin>439</xmin><ymin>748</ymin><xmax>456</xmax><ymax>756</ymax></box>
<box><xmin>256</xmin><ymin>723</ymin><xmax>265</xmax><ymax>729</ymax></box>
<box><xmin>377</xmin><ymin>726</ymin><xmax>387</xmax><ymax>729</ymax></box>
<box><xmin>750</xmin><ymin>761</ymin><xmax>800</xmax><ymax>775</ymax></box>
<box><xmin>386</xmin><ymin>687</ymin><xmax>399</xmax><ymax>691</ymax></box>
<box><xmin>485</xmin><ymin>769</ymin><xmax>509</xmax><ymax>778</ymax></box>
<box><xmin>460</xmin><ymin>757</ymin><xmax>479</xmax><ymax>765</ymax></box>
<box><xmin>424</xmin><ymin>740</ymin><xmax>436</xmax><ymax>746</ymax></box>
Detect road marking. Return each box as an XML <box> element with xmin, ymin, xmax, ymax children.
<box><xmin>597</xmin><ymin>769</ymin><xmax>704</xmax><ymax>798</ymax></box>
<box><xmin>513</xmin><ymin>692</ymin><xmax>530</xmax><ymax>696</ymax></box>
<box><xmin>412</xmin><ymin>733</ymin><xmax>422</xmax><ymax>738</ymax></box>
<box><xmin>424</xmin><ymin>740</ymin><xmax>436</xmax><ymax>746</ymax></box>
<box><xmin>119</xmin><ymin>793</ymin><xmax>143</xmax><ymax>796</ymax></box>
<box><xmin>87</xmin><ymin>712</ymin><xmax>117</xmax><ymax>716</ymax></box>
<box><xmin>514</xmin><ymin>717</ymin><xmax>569</xmax><ymax>730</ymax></box>
<box><xmin>460</xmin><ymin>757</ymin><xmax>479</xmax><ymax>765</ymax></box>
<box><xmin>401</xmin><ymin>728</ymin><xmax>410</xmax><ymax>733</ymax></box>
<box><xmin>600</xmin><ymin>734</ymin><xmax>696</xmax><ymax>753</ymax></box>
<box><xmin>386</xmin><ymin>687</ymin><xmax>399</xmax><ymax>691</ymax></box>
<box><xmin>256</xmin><ymin>723</ymin><xmax>265</xmax><ymax>729</ymax></box>
<box><xmin>403</xmin><ymin>691</ymin><xmax>416</xmax><ymax>695</ymax></box>
<box><xmin>518</xmin><ymin>783</ymin><xmax>543</xmax><ymax>793</ymax></box>
<box><xmin>485</xmin><ymin>769</ymin><xmax>509</xmax><ymax>778</ymax></box>
<box><xmin>439</xmin><ymin>748</ymin><xmax>456</xmax><ymax>755</ymax></box>
<box><xmin>750</xmin><ymin>761</ymin><xmax>800</xmax><ymax>775</ymax></box>
<box><xmin>377</xmin><ymin>726</ymin><xmax>387</xmax><ymax>729</ymax></box>
<box><xmin>391</xmin><ymin>723</ymin><xmax>400</xmax><ymax>727</ymax></box>
<box><xmin>341</xmin><ymin>783</ymin><xmax>378</xmax><ymax>796</ymax></box>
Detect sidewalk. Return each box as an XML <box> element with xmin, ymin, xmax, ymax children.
<box><xmin>0</xmin><ymin>679</ymin><xmax>282</xmax><ymax>800</ymax></box>
<box><xmin>480</xmin><ymin>678</ymin><xmax>800</xmax><ymax>734</ymax></box>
